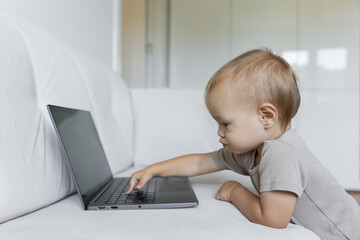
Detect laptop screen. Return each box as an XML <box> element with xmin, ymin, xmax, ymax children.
<box><xmin>48</xmin><ymin>105</ymin><xmax>113</xmax><ymax>206</ymax></box>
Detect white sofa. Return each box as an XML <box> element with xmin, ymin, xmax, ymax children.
<box><xmin>0</xmin><ymin>12</ymin><xmax>320</xmax><ymax>239</ymax></box>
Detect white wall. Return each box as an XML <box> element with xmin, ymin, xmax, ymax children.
<box><xmin>0</xmin><ymin>0</ymin><xmax>121</xmax><ymax>72</ymax></box>
<box><xmin>121</xmin><ymin>0</ymin><xmax>168</xmax><ymax>88</ymax></box>
<box><xmin>145</xmin><ymin>0</ymin><xmax>169</xmax><ymax>87</ymax></box>
<box><xmin>168</xmin><ymin>0</ymin><xmax>359</xmax><ymax>90</ymax></box>
<box><xmin>169</xmin><ymin>0</ymin><xmax>232</xmax><ymax>88</ymax></box>
<box><xmin>121</xmin><ymin>0</ymin><xmax>146</xmax><ymax>88</ymax></box>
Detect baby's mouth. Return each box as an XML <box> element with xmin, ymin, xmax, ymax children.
<box><xmin>219</xmin><ymin>139</ymin><xmax>227</xmax><ymax>148</ymax></box>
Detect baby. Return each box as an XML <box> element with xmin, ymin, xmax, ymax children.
<box><xmin>126</xmin><ymin>49</ymin><xmax>360</xmax><ymax>239</ymax></box>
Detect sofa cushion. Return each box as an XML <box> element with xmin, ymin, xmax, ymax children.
<box><xmin>131</xmin><ymin>88</ymin><xmax>221</xmax><ymax>166</ymax></box>
<box><xmin>0</xmin><ymin>12</ymin><xmax>133</xmax><ymax>223</ymax></box>
<box><xmin>0</xmin><ymin>167</ymin><xmax>320</xmax><ymax>240</ymax></box>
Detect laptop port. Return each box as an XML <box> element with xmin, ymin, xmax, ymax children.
<box><xmin>111</xmin><ymin>206</ymin><xmax>118</xmax><ymax>209</ymax></box>
<box><xmin>98</xmin><ymin>207</ymin><xmax>105</xmax><ymax>210</ymax></box>
<box><xmin>138</xmin><ymin>205</ymin><xmax>141</xmax><ymax>208</ymax></box>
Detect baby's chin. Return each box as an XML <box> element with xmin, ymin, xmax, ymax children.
<box><xmin>225</xmin><ymin>147</ymin><xmax>239</xmax><ymax>154</ymax></box>
<box><xmin>226</xmin><ymin>146</ymin><xmax>252</xmax><ymax>154</ymax></box>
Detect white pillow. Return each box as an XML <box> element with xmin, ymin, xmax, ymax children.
<box><xmin>131</xmin><ymin>88</ymin><xmax>221</xmax><ymax>167</ymax></box>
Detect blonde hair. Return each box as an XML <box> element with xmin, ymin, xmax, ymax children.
<box><xmin>205</xmin><ymin>48</ymin><xmax>300</xmax><ymax>131</ymax></box>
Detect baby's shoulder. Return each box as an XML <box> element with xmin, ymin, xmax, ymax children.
<box><xmin>263</xmin><ymin>138</ymin><xmax>296</xmax><ymax>158</ymax></box>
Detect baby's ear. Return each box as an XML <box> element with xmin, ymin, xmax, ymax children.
<box><xmin>258</xmin><ymin>103</ymin><xmax>278</xmax><ymax>128</ymax></box>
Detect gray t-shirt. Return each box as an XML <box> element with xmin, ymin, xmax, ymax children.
<box><xmin>212</xmin><ymin>129</ymin><xmax>360</xmax><ymax>240</ymax></box>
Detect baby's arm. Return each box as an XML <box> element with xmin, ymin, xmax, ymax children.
<box><xmin>216</xmin><ymin>181</ymin><xmax>297</xmax><ymax>228</ymax></box>
<box><xmin>126</xmin><ymin>153</ymin><xmax>221</xmax><ymax>194</ymax></box>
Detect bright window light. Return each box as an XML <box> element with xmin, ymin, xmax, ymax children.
<box><xmin>316</xmin><ymin>48</ymin><xmax>347</xmax><ymax>71</ymax></box>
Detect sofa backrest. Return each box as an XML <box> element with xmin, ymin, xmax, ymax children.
<box><xmin>131</xmin><ymin>88</ymin><xmax>221</xmax><ymax>167</ymax></box>
<box><xmin>0</xmin><ymin>12</ymin><xmax>133</xmax><ymax>223</ymax></box>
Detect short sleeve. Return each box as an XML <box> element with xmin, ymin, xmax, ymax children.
<box><xmin>211</xmin><ymin>148</ymin><xmax>255</xmax><ymax>176</ymax></box>
<box><xmin>259</xmin><ymin>141</ymin><xmax>304</xmax><ymax>197</ymax></box>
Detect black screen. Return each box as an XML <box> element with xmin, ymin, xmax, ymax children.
<box><xmin>48</xmin><ymin>105</ymin><xmax>112</xmax><ymax>205</ymax></box>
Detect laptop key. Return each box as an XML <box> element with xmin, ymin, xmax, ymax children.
<box><xmin>126</xmin><ymin>198</ymin><xmax>135</xmax><ymax>203</ymax></box>
<box><xmin>116</xmin><ymin>199</ymin><xmax>126</xmax><ymax>204</ymax></box>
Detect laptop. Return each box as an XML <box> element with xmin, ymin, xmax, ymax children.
<box><xmin>47</xmin><ymin>104</ymin><xmax>198</xmax><ymax>210</ymax></box>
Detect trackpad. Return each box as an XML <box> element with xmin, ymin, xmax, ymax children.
<box><xmin>155</xmin><ymin>177</ymin><xmax>198</xmax><ymax>204</ymax></box>
<box><xmin>158</xmin><ymin>177</ymin><xmax>190</xmax><ymax>192</ymax></box>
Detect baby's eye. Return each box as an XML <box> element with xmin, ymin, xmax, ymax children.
<box><xmin>221</xmin><ymin>123</ymin><xmax>229</xmax><ymax>128</ymax></box>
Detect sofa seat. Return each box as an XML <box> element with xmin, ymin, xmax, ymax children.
<box><xmin>0</xmin><ymin>167</ymin><xmax>319</xmax><ymax>240</ymax></box>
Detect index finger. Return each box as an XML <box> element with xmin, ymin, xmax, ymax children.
<box><xmin>126</xmin><ymin>175</ymin><xmax>139</xmax><ymax>194</ymax></box>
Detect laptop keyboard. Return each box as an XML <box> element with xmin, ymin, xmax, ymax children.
<box><xmin>101</xmin><ymin>178</ymin><xmax>157</xmax><ymax>205</ymax></box>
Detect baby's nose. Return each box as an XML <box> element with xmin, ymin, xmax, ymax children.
<box><xmin>217</xmin><ymin>127</ymin><xmax>225</xmax><ymax>137</ymax></box>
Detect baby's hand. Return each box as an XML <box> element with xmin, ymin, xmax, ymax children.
<box><xmin>215</xmin><ymin>181</ymin><xmax>242</xmax><ymax>202</ymax></box>
<box><xmin>125</xmin><ymin>169</ymin><xmax>153</xmax><ymax>194</ymax></box>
